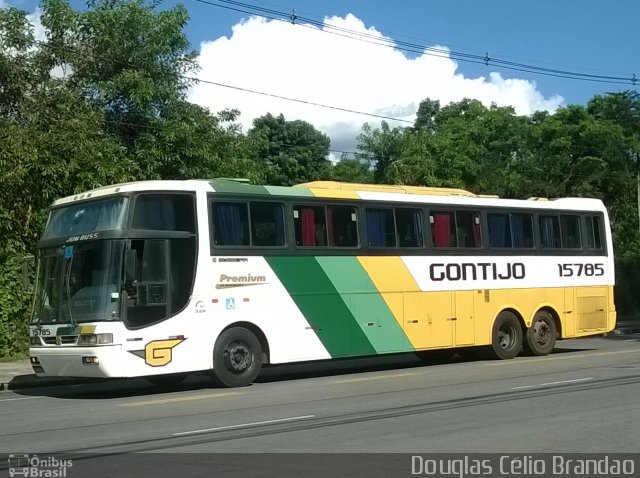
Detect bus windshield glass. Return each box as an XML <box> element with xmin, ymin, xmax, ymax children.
<box><xmin>31</xmin><ymin>240</ymin><xmax>125</xmax><ymax>325</ymax></box>
<box><xmin>42</xmin><ymin>197</ymin><xmax>128</xmax><ymax>240</ymax></box>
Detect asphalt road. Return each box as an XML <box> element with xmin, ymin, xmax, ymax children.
<box><xmin>1</xmin><ymin>335</ymin><xmax>639</xmax><ymax>458</ymax></box>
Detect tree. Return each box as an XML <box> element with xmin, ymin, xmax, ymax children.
<box><xmin>0</xmin><ymin>0</ymin><xmax>249</xmax><ymax>358</ymax></box>
<box><xmin>330</xmin><ymin>157</ymin><xmax>373</xmax><ymax>183</ymax></box>
<box><xmin>588</xmin><ymin>92</ymin><xmax>640</xmax><ymax>252</ymax></box>
<box><xmin>356</xmin><ymin>121</ymin><xmax>405</xmax><ymax>182</ymax></box>
<box><xmin>246</xmin><ymin>113</ymin><xmax>331</xmax><ymax>186</ymax></box>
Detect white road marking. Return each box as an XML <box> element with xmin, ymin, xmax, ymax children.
<box><xmin>0</xmin><ymin>396</ymin><xmax>45</xmax><ymax>402</ymax></box>
<box><xmin>511</xmin><ymin>377</ymin><xmax>593</xmax><ymax>390</ymax></box>
<box><xmin>172</xmin><ymin>415</ymin><xmax>316</xmax><ymax>436</ymax></box>
<box><xmin>120</xmin><ymin>391</ymin><xmax>242</xmax><ymax>407</ymax></box>
<box><xmin>333</xmin><ymin>371</ymin><xmax>422</xmax><ymax>383</ymax></box>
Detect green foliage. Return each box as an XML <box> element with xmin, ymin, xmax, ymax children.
<box><xmin>330</xmin><ymin>157</ymin><xmax>373</xmax><ymax>183</ymax></box>
<box><xmin>0</xmin><ymin>253</ymin><xmax>31</xmax><ymax>359</ymax></box>
<box><xmin>246</xmin><ymin>113</ymin><xmax>331</xmax><ymax>186</ymax></box>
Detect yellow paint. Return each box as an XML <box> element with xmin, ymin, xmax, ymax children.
<box><xmin>299</xmin><ymin>181</ymin><xmax>477</xmax><ymax>197</ymax></box>
<box><xmin>356</xmin><ymin>256</ymin><xmax>615</xmax><ymax>351</ymax></box>
<box><xmin>80</xmin><ymin>325</ymin><xmax>96</xmax><ymax>334</ymax></box>
<box><xmin>307</xmin><ymin>187</ymin><xmax>360</xmax><ymax>199</ymax></box>
<box><xmin>145</xmin><ymin>339</ymin><xmax>185</xmax><ymax>367</ymax></box>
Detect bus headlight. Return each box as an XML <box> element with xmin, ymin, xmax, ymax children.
<box><xmin>30</xmin><ymin>336</ymin><xmax>42</xmax><ymax>346</ymax></box>
<box><xmin>78</xmin><ymin>333</ymin><xmax>113</xmax><ymax>345</ymax></box>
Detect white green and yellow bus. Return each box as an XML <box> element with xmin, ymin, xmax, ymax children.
<box><xmin>29</xmin><ymin>179</ymin><xmax>616</xmax><ymax>387</ymax></box>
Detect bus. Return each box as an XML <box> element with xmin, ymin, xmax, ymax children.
<box><xmin>28</xmin><ymin>179</ymin><xmax>616</xmax><ymax>387</ymax></box>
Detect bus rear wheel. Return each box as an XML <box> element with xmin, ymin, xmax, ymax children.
<box><xmin>489</xmin><ymin>311</ymin><xmax>522</xmax><ymax>359</ymax></box>
<box><xmin>524</xmin><ymin>311</ymin><xmax>557</xmax><ymax>356</ymax></box>
<box><xmin>211</xmin><ymin>327</ymin><xmax>262</xmax><ymax>388</ymax></box>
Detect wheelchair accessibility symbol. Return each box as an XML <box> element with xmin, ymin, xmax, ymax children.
<box><xmin>225</xmin><ymin>298</ymin><xmax>236</xmax><ymax>310</ymax></box>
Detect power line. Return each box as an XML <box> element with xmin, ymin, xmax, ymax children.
<box><xmin>186</xmin><ymin>76</ymin><xmax>414</xmax><ymax>124</ymax></box>
<box><xmin>193</xmin><ymin>0</ymin><xmax>637</xmax><ymax>86</ymax></box>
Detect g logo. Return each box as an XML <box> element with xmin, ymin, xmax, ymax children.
<box><xmin>144</xmin><ymin>339</ymin><xmax>185</xmax><ymax>367</ymax></box>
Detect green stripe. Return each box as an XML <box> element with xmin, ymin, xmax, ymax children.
<box><xmin>265</xmin><ymin>185</ymin><xmax>313</xmax><ymax>197</ymax></box>
<box><xmin>266</xmin><ymin>257</ymin><xmax>376</xmax><ymax>357</ymax></box>
<box><xmin>316</xmin><ymin>257</ymin><xmax>411</xmax><ymax>353</ymax></box>
<box><xmin>209</xmin><ymin>180</ymin><xmax>270</xmax><ymax>195</ymax></box>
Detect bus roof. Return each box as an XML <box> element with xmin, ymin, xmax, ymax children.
<box><xmin>51</xmin><ymin>179</ymin><xmax>607</xmax><ymax>212</ymax></box>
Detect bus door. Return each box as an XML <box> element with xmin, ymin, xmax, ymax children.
<box><xmin>405</xmin><ymin>291</ymin><xmax>454</xmax><ymax>349</ymax></box>
<box><xmin>453</xmin><ymin>290</ymin><xmax>476</xmax><ymax>345</ymax></box>
<box><xmin>575</xmin><ymin>287</ymin><xmax>608</xmax><ymax>333</ymax></box>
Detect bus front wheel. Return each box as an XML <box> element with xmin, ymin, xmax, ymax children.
<box><xmin>211</xmin><ymin>327</ymin><xmax>263</xmax><ymax>388</ymax></box>
<box><xmin>489</xmin><ymin>311</ymin><xmax>522</xmax><ymax>359</ymax></box>
<box><xmin>524</xmin><ymin>311</ymin><xmax>557</xmax><ymax>356</ymax></box>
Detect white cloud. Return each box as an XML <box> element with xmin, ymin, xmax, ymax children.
<box><xmin>26</xmin><ymin>7</ymin><xmax>46</xmax><ymax>42</ymax></box>
<box><xmin>189</xmin><ymin>14</ymin><xmax>564</xmax><ymax>154</ymax></box>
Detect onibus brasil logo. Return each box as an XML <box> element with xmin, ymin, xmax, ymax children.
<box><xmin>7</xmin><ymin>455</ymin><xmax>72</xmax><ymax>477</ymax></box>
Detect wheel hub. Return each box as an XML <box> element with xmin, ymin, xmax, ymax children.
<box><xmin>534</xmin><ymin>321</ymin><xmax>550</xmax><ymax>345</ymax></box>
<box><xmin>224</xmin><ymin>340</ymin><xmax>252</xmax><ymax>374</ymax></box>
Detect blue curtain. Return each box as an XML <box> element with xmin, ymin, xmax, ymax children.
<box><xmin>489</xmin><ymin>214</ymin><xmax>509</xmax><ymax>247</ymax></box>
<box><xmin>366</xmin><ymin>210</ymin><xmax>386</xmax><ymax>247</ymax></box>
<box><xmin>540</xmin><ymin>216</ymin><xmax>558</xmax><ymax>248</ymax></box>
<box><xmin>512</xmin><ymin>215</ymin><xmax>525</xmax><ymax>248</ymax></box>
<box><xmin>215</xmin><ymin>204</ymin><xmax>244</xmax><ymax>245</ymax></box>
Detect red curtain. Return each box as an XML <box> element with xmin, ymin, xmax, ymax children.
<box><xmin>326</xmin><ymin>207</ymin><xmax>334</xmax><ymax>246</ymax></box>
<box><xmin>301</xmin><ymin>208</ymin><xmax>316</xmax><ymax>246</ymax></box>
<box><xmin>434</xmin><ymin>213</ymin><xmax>451</xmax><ymax>247</ymax></box>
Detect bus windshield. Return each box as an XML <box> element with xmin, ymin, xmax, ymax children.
<box><xmin>42</xmin><ymin>197</ymin><xmax>128</xmax><ymax>240</ymax></box>
<box><xmin>31</xmin><ymin>240</ymin><xmax>125</xmax><ymax>325</ymax></box>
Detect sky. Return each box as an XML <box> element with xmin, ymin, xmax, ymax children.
<box><xmin>3</xmin><ymin>0</ymin><xmax>640</xmax><ymax>154</ymax></box>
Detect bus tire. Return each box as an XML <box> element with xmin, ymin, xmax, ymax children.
<box><xmin>489</xmin><ymin>311</ymin><xmax>522</xmax><ymax>359</ymax></box>
<box><xmin>524</xmin><ymin>310</ymin><xmax>557</xmax><ymax>356</ymax></box>
<box><xmin>211</xmin><ymin>327</ymin><xmax>262</xmax><ymax>388</ymax></box>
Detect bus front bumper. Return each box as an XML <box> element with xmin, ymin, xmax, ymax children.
<box><xmin>28</xmin><ymin>345</ymin><xmax>124</xmax><ymax>378</ymax></box>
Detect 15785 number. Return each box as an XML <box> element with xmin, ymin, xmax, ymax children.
<box><xmin>557</xmin><ymin>263</ymin><xmax>604</xmax><ymax>277</ymax></box>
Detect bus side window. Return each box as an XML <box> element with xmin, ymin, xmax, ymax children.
<box><xmin>585</xmin><ymin>215</ymin><xmax>603</xmax><ymax>250</ymax></box>
<box><xmin>294</xmin><ymin>205</ymin><xmax>326</xmax><ymax>247</ymax></box>
<box><xmin>366</xmin><ymin>208</ymin><xmax>395</xmax><ymax>247</ymax></box>
<box><xmin>456</xmin><ymin>211</ymin><xmax>482</xmax><ymax>248</ymax></box>
<box><xmin>133</xmin><ymin>194</ymin><xmax>195</xmax><ymax>232</ymax></box>
<box><xmin>488</xmin><ymin>213</ymin><xmax>512</xmax><ymax>247</ymax></box>
<box><xmin>396</xmin><ymin>208</ymin><xmax>423</xmax><ymax>247</ymax></box>
<box><xmin>512</xmin><ymin>213</ymin><xmax>534</xmax><ymax>248</ymax></box>
<box><xmin>540</xmin><ymin>215</ymin><xmax>561</xmax><ymax>249</ymax></box>
<box><xmin>212</xmin><ymin>202</ymin><xmax>250</xmax><ymax>246</ymax></box>
<box><xmin>431</xmin><ymin>211</ymin><xmax>455</xmax><ymax>248</ymax></box>
<box><xmin>561</xmin><ymin>215</ymin><xmax>582</xmax><ymax>249</ymax></box>
<box><xmin>250</xmin><ymin>202</ymin><xmax>285</xmax><ymax>247</ymax></box>
<box><xmin>328</xmin><ymin>206</ymin><xmax>358</xmax><ymax>247</ymax></box>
